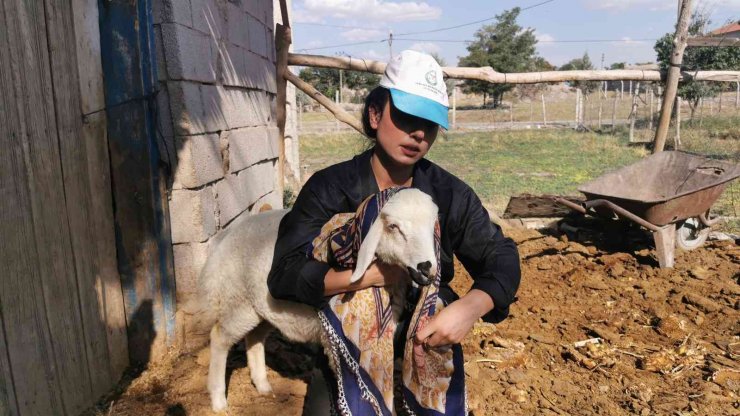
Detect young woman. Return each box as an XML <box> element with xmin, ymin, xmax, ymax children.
<box><xmin>268</xmin><ymin>50</ymin><xmax>521</xmax><ymax>415</ymax></box>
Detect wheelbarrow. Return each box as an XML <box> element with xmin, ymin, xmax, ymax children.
<box><xmin>554</xmin><ymin>151</ymin><xmax>740</xmax><ymax>268</ymax></box>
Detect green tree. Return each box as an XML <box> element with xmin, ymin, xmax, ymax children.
<box><xmin>515</xmin><ymin>56</ymin><xmax>555</xmax><ymax>100</ymax></box>
<box><xmin>559</xmin><ymin>52</ymin><xmax>600</xmax><ymax>93</ymax></box>
<box><xmin>458</xmin><ymin>7</ymin><xmax>539</xmax><ymax>107</ymax></box>
<box><xmin>654</xmin><ymin>13</ymin><xmax>740</xmax><ymax>119</ymax></box>
<box><xmin>298</xmin><ymin>67</ymin><xmax>380</xmax><ymax>100</ymax></box>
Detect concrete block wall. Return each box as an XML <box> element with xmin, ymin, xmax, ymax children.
<box><xmin>153</xmin><ymin>0</ymin><xmax>286</xmax><ymax>349</ymax></box>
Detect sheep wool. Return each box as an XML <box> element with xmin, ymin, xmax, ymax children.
<box><xmin>309</xmin><ymin>187</ymin><xmax>467</xmax><ymax>416</ymax></box>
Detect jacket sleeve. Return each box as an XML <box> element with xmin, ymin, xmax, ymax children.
<box><xmin>267</xmin><ymin>174</ymin><xmax>339</xmax><ymax>309</ymax></box>
<box><xmin>451</xmin><ymin>186</ymin><xmax>521</xmax><ymax>323</ymax></box>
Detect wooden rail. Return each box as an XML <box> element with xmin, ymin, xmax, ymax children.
<box><xmin>288</xmin><ymin>53</ymin><xmax>740</xmax><ymax>84</ymax></box>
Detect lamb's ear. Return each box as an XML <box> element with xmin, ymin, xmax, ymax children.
<box><xmin>350</xmin><ymin>215</ymin><xmax>384</xmax><ymax>283</ymax></box>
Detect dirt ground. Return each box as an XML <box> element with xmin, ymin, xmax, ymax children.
<box><xmin>86</xmin><ymin>219</ymin><xmax>739</xmax><ymax>416</ymax></box>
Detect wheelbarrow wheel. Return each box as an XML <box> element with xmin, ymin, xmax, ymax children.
<box><xmin>675</xmin><ymin>217</ymin><xmax>710</xmax><ymax>251</ymax></box>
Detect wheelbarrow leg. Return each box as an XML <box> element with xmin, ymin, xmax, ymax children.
<box><xmin>652</xmin><ymin>225</ymin><xmax>676</xmax><ymax>268</ymax></box>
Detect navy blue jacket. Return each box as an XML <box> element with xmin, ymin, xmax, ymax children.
<box><xmin>267</xmin><ymin>148</ymin><xmax>520</xmax><ymax>322</ymax></box>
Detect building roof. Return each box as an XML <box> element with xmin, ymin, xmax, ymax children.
<box><xmin>709</xmin><ymin>21</ymin><xmax>740</xmax><ymax>36</ymax></box>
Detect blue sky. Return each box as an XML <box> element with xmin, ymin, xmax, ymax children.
<box><xmin>290</xmin><ymin>0</ymin><xmax>740</xmax><ymax>68</ymax></box>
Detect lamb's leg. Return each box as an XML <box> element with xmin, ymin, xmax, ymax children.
<box><xmin>246</xmin><ymin>321</ymin><xmax>274</xmax><ymax>394</ymax></box>
<box><xmin>208</xmin><ymin>306</ymin><xmax>260</xmax><ymax>412</ymax></box>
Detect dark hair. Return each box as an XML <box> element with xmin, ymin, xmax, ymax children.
<box><xmin>361</xmin><ymin>86</ymin><xmax>390</xmax><ymax>140</ymax></box>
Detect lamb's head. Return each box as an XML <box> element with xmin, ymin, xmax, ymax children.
<box><xmin>350</xmin><ymin>189</ymin><xmax>439</xmax><ymax>286</ymax></box>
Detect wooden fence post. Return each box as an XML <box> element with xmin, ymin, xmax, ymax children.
<box><xmin>598</xmin><ymin>88</ymin><xmax>604</xmax><ymax>129</ymax></box>
<box><xmin>611</xmin><ymin>94</ymin><xmax>618</xmax><ymax>133</ymax></box>
<box><xmin>452</xmin><ymin>86</ymin><xmax>457</xmax><ymax>129</ymax></box>
<box><xmin>510</xmin><ymin>99</ymin><xmax>514</xmax><ymax>129</ymax></box>
<box><xmin>629</xmin><ymin>82</ymin><xmax>639</xmax><ymax>142</ymax></box>
<box><xmin>676</xmin><ymin>97</ymin><xmax>682</xmax><ymax>148</ymax></box>
<box><xmin>736</xmin><ymin>81</ymin><xmax>739</xmax><ymax>110</ymax></box>
<box><xmin>575</xmin><ymin>88</ymin><xmax>581</xmax><ymax>128</ymax></box>
<box><xmin>649</xmin><ymin>89</ymin><xmax>654</xmax><ymax>130</ymax></box>
<box><xmin>541</xmin><ymin>94</ymin><xmax>547</xmax><ymax>127</ymax></box>
<box><xmin>719</xmin><ymin>90</ymin><xmax>722</xmax><ymax>114</ymax></box>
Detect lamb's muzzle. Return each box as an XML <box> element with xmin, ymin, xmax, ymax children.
<box><xmin>408</xmin><ymin>261</ymin><xmax>433</xmax><ymax>286</ymax></box>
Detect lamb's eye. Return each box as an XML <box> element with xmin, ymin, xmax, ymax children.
<box><xmin>387</xmin><ymin>223</ymin><xmax>399</xmax><ymax>231</ymax></box>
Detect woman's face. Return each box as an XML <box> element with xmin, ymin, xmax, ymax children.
<box><xmin>369</xmin><ymin>99</ymin><xmax>439</xmax><ymax>167</ymax></box>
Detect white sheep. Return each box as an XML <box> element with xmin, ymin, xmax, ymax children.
<box><xmin>196</xmin><ymin>188</ymin><xmax>439</xmax><ymax>412</ymax></box>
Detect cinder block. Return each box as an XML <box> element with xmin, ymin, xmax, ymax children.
<box><xmin>219</xmin><ymin>87</ymin><xmax>265</xmax><ymax>129</ymax></box>
<box><xmin>225</xmin><ymin>3</ymin><xmax>249</xmax><ymax>48</ymax></box>
<box><xmin>200</xmin><ymin>84</ymin><xmax>229</xmax><ymax>131</ymax></box>
<box><xmin>248</xmin><ymin>16</ymin><xmax>268</xmax><ymax>58</ymax></box>
<box><xmin>226</xmin><ymin>126</ymin><xmax>279</xmax><ymax>173</ymax></box>
<box><xmin>168</xmin><ymin>81</ymin><xmax>228</xmax><ymax>135</ymax></box>
<box><xmin>170</xmin><ymin>187</ymin><xmax>217</xmax><ymax>243</ymax></box>
<box><xmin>243</xmin><ymin>0</ymin><xmax>267</xmax><ymax>23</ymax></box>
<box><xmin>215</xmin><ymin>161</ymin><xmax>275</xmax><ymax>225</ymax></box>
<box><xmin>173</xmin><ymin>241</ymin><xmax>210</xmax><ymax>296</ymax></box>
<box><xmin>249</xmin><ymin>189</ymin><xmax>283</xmax><ymax>214</ymax></box>
<box><xmin>161</xmin><ymin>23</ymin><xmax>218</xmax><ymax>83</ymax></box>
<box><xmin>219</xmin><ymin>43</ymin><xmax>249</xmax><ymax>87</ymax></box>
<box><xmin>173</xmin><ymin>133</ymin><xmax>224</xmax><ymax>189</ymax></box>
<box><xmin>256</xmin><ymin>56</ymin><xmax>277</xmax><ymax>93</ymax></box>
<box><xmin>155</xmin><ymin>84</ymin><xmax>176</xmax><ymax>164</ymax></box>
<box><xmin>191</xmin><ymin>0</ymin><xmax>224</xmax><ymax>39</ymax></box>
<box><xmin>153</xmin><ymin>0</ymin><xmax>192</xmax><ymax>26</ymax></box>
<box><xmin>266</xmin><ymin>27</ymin><xmax>275</xmax><ymax>63</ymax></box>
<box><xmin>154</xmin><ymin>26</ymin><xmax>168</xmax><ymax>81</ymax></box>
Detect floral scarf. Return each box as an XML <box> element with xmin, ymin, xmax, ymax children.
<box><xmin>309</xmin><ymin>187</ymin><xmax>467</xmax><ymax>415</ymax></box>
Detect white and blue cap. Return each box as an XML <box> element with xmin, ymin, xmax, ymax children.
<box><xmin>379</xmin><ymin>50</ymin><xmax>449</xmax><ymax>129</ymax></box>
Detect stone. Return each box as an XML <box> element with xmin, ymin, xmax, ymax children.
<box><xmin>225</xmin><ymin>3</ymin><xmax>249</xmax><ymax>47</ymax></box>
<box><xmin>191</xmin><ymin>0</ymin><xmax>224</xmax><ymax>39</ymax></box>
<box><xmin>153</xmin><ymin>0</ymin><xmax>192</xmax><ymax>26</ymax></box>
<box><xmin>226</xmin><ymin>125</ymin><xmax>279</xmax><ymax>173</ymax></box>
<box><xmin>170</xmin><ymin>187</ymin><xmax>217</xmax><ymax>243</ymax></box>
<box><xmin>215</xmin><ymin>161</ymin><xmax>275</xmax><ymax>225</ymax></box>
<box><xmin>248</xmin><ymin>16</ymin><xmax>268</xmax><ymax>58</ymax></box>
<box><xmin>173</xmin><ymin>133</ymin><xmax>224</xmax><ymax>189</ymax></box>
<box><xmin>168</xmin><ymin>81</ymin><xmax>228</xmax><ymax>135</ymax></box>
<box><xmin>161</xmin><ymin>23</ymin><xmax>218</xmax><ymax>83</ymax></box>
<box><xmin>173</xmin><ymin>241</ymin><xmax>210</xmax><ymax>296</ymax></box>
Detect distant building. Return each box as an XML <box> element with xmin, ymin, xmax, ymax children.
<box><xmin>708</xmin><ymin>21</ymin><xmax>740</xmax><ymax>39</ymax></box>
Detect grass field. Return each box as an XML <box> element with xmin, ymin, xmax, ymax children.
<box><xmin>299</xmin><ymin>116</ymin><xmax>740</xmax><ymax>233</ymax></box>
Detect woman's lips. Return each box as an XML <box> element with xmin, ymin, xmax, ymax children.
<box><xmin>400</xmin><ymin>144</ymin><xmax>420</xmax><ymax>157</ymax></box>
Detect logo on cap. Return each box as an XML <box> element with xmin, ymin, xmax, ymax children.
<box><xmin>425</xmin><ymin>70</ymin><xmax>437</xmax><ymax>86</ymax></box>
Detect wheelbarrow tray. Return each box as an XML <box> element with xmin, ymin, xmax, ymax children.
<box><xmin>578</xmin><ymin>151</ymin><xmax>740</xmax><ymax>226</ymax></box>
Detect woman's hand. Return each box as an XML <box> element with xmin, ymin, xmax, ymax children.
<box><xmin>361</xmin><ymin>261</ymin><xmax>408</xmax><ymax>288</ymax></box>
<box><xmin>323</xmin><ymin>261</ymin><xmax>407</xmax><ymax>296</ymax></box>
<box><xmin>413</xmin><ymin>289</ymin><xmax>494</xmax><ymax>347</ymax></box>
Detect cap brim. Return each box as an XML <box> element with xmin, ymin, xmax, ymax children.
<box><xmin>389</xmin><ymin>88</ymin><xmax>449</xmax><ymax>130</ymax></box>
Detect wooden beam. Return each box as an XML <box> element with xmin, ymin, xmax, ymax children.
<box><xmin>653</xmin><ymin>0</ymin><xmax>692</xmax><ymax>153</ymax></box>
<box><xmin>275</xmin><ymin>0</ymin><xmax>291</xmax><ymax>192</ymax></box>
<box><xmin>687</xmin><ymin>36</ymin><xmax>740</xmax><ymax>47</ymax></box>
<box><xmin>288</xmin><ymin>52</ymin><xmax>740</xmax><ymax>83</ymax></box>
<box><xmin>284</xmin><ymin>70</ymin><xmax>365</xmax><ymax>136</ymax></box>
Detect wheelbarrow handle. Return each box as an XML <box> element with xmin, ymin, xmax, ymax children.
<box><xmin>552</xmin><ymin>197</ymin><xmax>587</xmax><ymax>215</ymax></box>
<box><xmin>582</xmin><ymin>199</ymin><xmax>662</xmax><ymax>232</ymax></box>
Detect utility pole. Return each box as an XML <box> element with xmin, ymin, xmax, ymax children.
<box><xmin>653</xmin><ymin>0</ymin><xmax>692</xmax><ymax>153</ymax></box>
<box><xmin>388</xmin><ymin>30</ymin><xmax>393</xmax><ymax>60</ymax></box>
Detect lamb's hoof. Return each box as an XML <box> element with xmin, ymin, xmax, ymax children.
<box><xmin>254</xmin><ymin>379</ymin><xmax>273</xmax><ymax>395</ymax></box>
<box><xmin>211</xmin><ymin>393</ymin><xmax>228</xmax><ymax>412</ymax></box>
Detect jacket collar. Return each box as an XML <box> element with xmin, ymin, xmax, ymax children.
<box><xmin>356</xmin><ymin>147</ymin><xmax>435</xmax><ymax>199</ymax></box>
